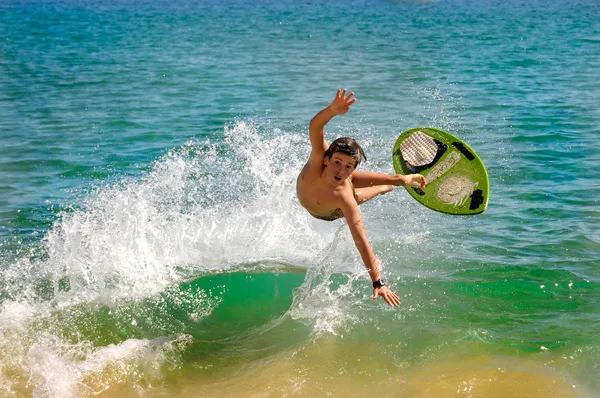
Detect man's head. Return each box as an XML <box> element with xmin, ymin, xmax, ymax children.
<box><xmin>324</xmin><ymin>137</ymin><xmax>367</xmax><ymax>168</ymax></box>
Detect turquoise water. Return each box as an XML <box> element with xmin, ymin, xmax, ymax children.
<box><xmin>1</xmin><ymin>0</ymin><xmax>599</xmax><ymax>396</ymax></box>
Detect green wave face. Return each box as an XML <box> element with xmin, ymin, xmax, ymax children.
<box><xmin>33</xmin><ymin>272</ymin><xmax>303</xmax><ymax>346</ymax></box>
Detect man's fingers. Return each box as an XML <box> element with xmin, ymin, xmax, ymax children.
<box><xmin>384</xmin><ymin>291</ymin><xmax>401</xmax><ymax>307</ymax></box>
<box><xmin>387</xmin><ymin>295</ymin><xmax>398</xmax><ymax>307</ymax></box>
<box><xmin>335</xmin><ymin>89</ymin><xmax>355</xmax><ymax>105</ymax></box>
<box><xmin>385</xmin><ymin>294</ymin><xmax>394</xmax><ymax>306</ymax></box>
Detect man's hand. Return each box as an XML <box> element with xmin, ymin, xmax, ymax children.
<box><xmin>373</xmin><ymin>285</ymin><xmax>401</xmax><ymax>307</ymax></box>
<box><xmin>399</xmin><ymin>174</ymin><xmax>427</xmax><ymax>189</ymax></box>
<box><xmin>329</xmin><ymin>89</ymin><xmax>356</xmax><ymax>115</ymax></box>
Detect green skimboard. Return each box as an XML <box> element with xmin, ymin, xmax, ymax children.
<box><xmin>392</xmin><ymin>127</ymin><xmax>490</xmax><ymax>215</ymax></box>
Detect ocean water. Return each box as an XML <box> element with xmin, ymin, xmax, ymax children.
<box><xmin>1</xmin><ymin>0</ymin><xmax>599</xmax><ymax>396</ymax></box>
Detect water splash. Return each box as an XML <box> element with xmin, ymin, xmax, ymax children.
<box><xmin>1</xmin><ymin>121</ymin><xmax>344</xmax><ymax>306</ymax></box>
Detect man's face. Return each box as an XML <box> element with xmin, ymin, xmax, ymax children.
<box><xmin>323</xmin><ymin>152</ymin><xmax>357</xmax><ymax>185</ymax></box>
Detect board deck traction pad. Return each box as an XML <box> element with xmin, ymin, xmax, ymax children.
<box><xmin>392</xmin><ymin>127</ymin><xmax>489</xmax><ymax>215</ymax></box>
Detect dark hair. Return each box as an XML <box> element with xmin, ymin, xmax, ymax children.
<box><xmin>324</xmin><ymin>137</ymin><xmax>367</xmax><ymax>167</ymax></box>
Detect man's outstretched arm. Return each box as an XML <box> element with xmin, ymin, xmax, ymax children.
<box><xmin>351</xmin><ymin>171</ymin><xmax>427</xmax><ymax>189</ymax></box>
<box><xmin>340</xmin><ymin>195</ymin><xmax>401</xmax><ymax>307</ymax></box>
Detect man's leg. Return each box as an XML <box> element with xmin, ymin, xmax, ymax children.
<box><xmin>355</xmin><ymin>185</ymin><xmax>394</xmax><ymax>205</ymax></box>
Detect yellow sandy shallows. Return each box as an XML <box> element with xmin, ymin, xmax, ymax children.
<box><xmin>143</xmin><ymin>339</ymin><xmax>581</xmax><ymax>398</ymax></box>
<box><xmin>8</xmin><ymin>336</ymin><xmax>582</xmax><ymax>397</ymax></box>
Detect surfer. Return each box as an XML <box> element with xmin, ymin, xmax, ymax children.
<box><xmin>296</xmin><ymin>89</ymin><xmax>427</xmax><ymax>307</ymax></box>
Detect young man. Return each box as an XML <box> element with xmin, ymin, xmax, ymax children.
<box><xmin>296</xmin><ymin>89</ymin><xmax>427</xmax><ymax>307</ymax></box>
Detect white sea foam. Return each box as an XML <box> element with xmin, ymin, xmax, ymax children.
<box><xmin>25</xmin><ymin>333</ymin><xmax>191</xmax><ymax>397</ymax></box>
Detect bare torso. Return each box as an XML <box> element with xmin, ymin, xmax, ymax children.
<box><xmin>296</xmin><ymin>163</ymin><xmax>354</xmax><ymax>219</ymax></box>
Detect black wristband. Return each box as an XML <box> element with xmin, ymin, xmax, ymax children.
<box><xmin>372</xmin><ymin>279</ymin><xmax>385</xmax><ymax>288</ymax></box>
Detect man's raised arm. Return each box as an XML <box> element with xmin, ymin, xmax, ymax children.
<box><xmin>309</xmin><ymin>89</ymin><xmax>356</xmax><ymax>157</ymax></box>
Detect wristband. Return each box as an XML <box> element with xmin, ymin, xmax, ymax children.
<box><xmin>372</xmin><ymin>279</ymin><xmax>385</xmax><ymax>288</ymax></box>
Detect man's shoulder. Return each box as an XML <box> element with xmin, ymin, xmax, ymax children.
<box><xmin>333</xmin><ymin>180</ymin><xmax>355</xmax><ymax>201</ymax></box>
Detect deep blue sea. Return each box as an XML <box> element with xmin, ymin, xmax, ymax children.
<box><xmin>1</xmin><ymin>0</ymin><xmax>599</xmax><ymax>396</ymax></box>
